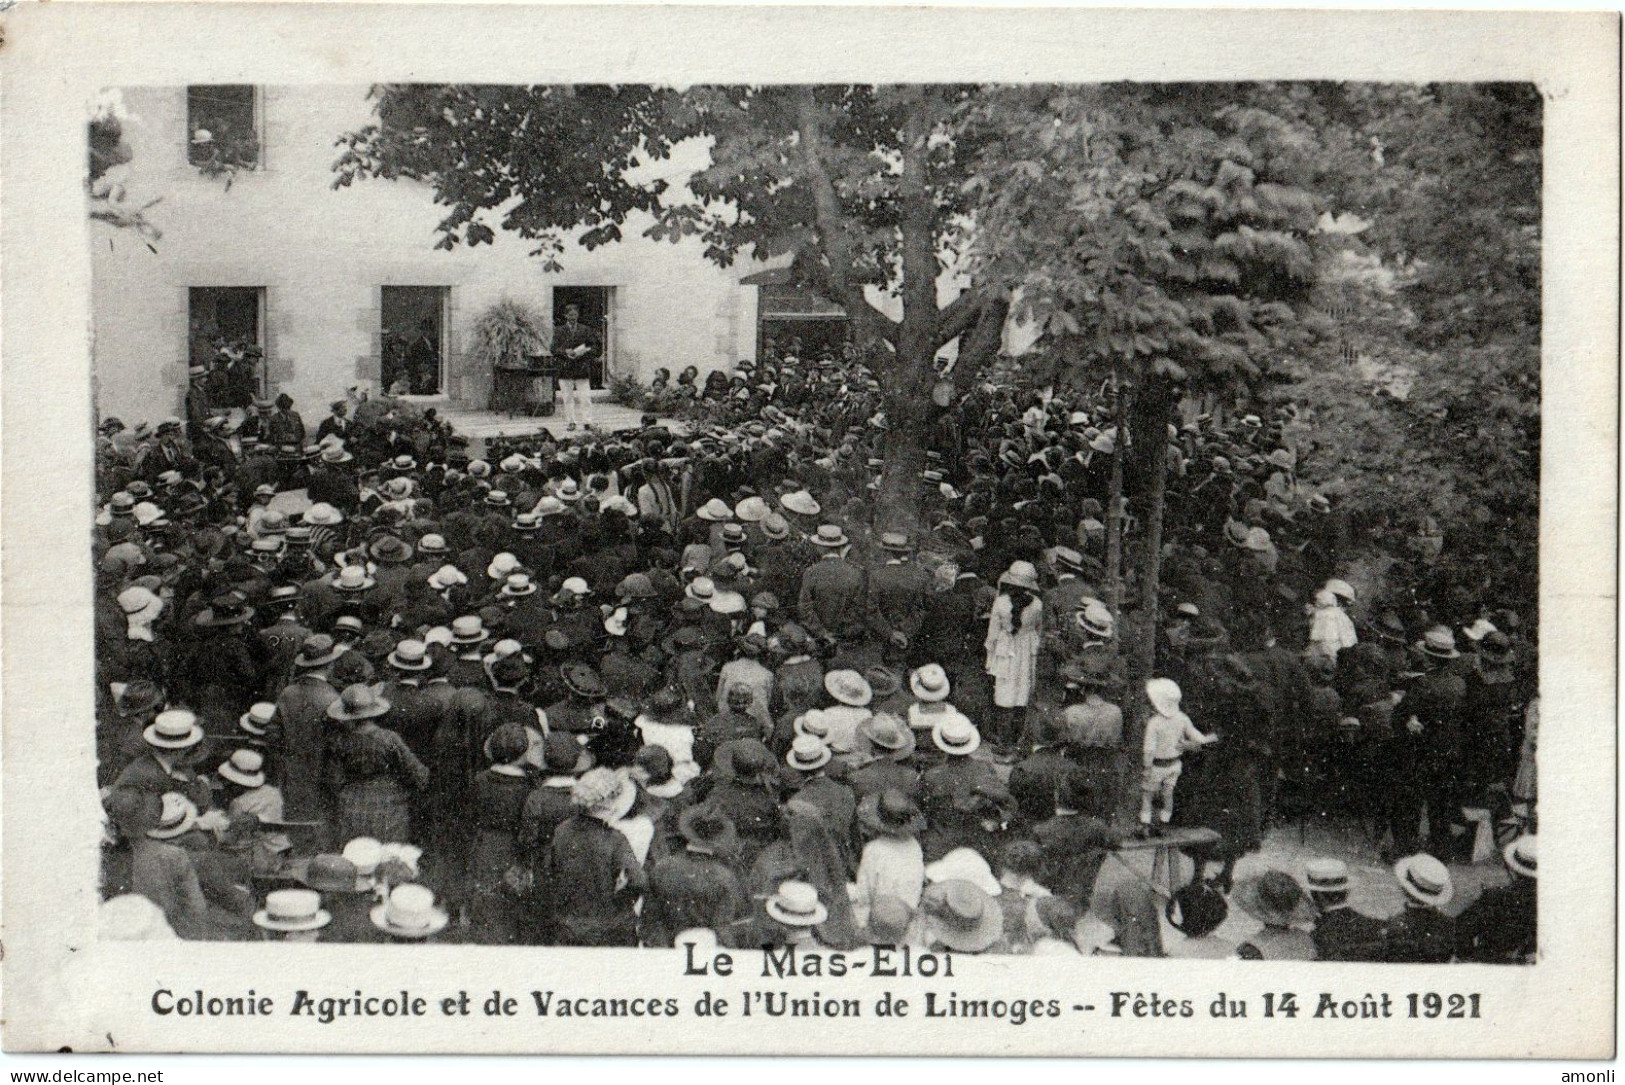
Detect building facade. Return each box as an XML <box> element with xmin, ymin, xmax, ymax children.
<box><xmin>91</xmin><ymin>85</ymin><xmax>768</xmax><ymax>425</ymax></box>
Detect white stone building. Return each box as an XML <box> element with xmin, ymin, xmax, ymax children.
<box><xmin>91</xmin><ymin>85</ymin><xmax>782</xmax><ymax>425</ymax></box>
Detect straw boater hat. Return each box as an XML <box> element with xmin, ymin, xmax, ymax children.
<box><xmin>449</xmin><ymin>616</ymin><xmax>490</xmax><ymax>644</ymax></box>
<box><xmin>1394</xmin><ymin>853</ymin><xmax>1454</xmax><ymax>907</ymax></box>
<box><xmin>1415</xmin><ymin>626</ymin><xmax>1461</xmax><ymax>660</ymax></box>
<box><xmin>879</xmin><ymin>531</ymin><xmax>914</xmax><ymax>554</ymax></box>
<box><xmin>553</xmin><ymin>576</ymin><xmax>593</xmax><ymax>605</ymax></box>
<box><xmin>238</xmin><ymin>702</ymin><xmax>276</xmax><ymax>738</ymax></box>
<box><xmin>858</xmin><ymin>713</ymin><xmax>917</xmax><ymax>761</ymax></box>
<box><xmin>253</xmin><ymin>888</ymin><xmax>332</xmax><ymax>934</ymax></box>
<box><xmin>218</xmin><ymin>749</ymin><xmax>267</xmax><ymax>789</ymax></box>
<box><xmin>332</xmin><ymin>615</ymin><xmax>366</xmax><ymax>641</ymax></box>
<box><xmin>332</xmin><ymin>565</ymin><xmax>376</xmax><ymax>593</ymax></box>
<box><xmin>502</xmin><ymin>573</ymin><xmax>538</xmax><ymax>597</ymax></box>
<box><xmin>1075</xmin><ymin>600</ymin><xmax>1115</xmax><ymax>639</ymax></box>
<box><xmin>920</xmin><ymin>880</ymin><xmax>1002</xmax><ymax>952</ymax></box>
<box><xmin>326</xmin><ymin>684</ymin><xmax>391</xmax><ymax>721</ymax></box>
<box><xmin>824</xmin><ymin>669</ymin><xmax>873</xmax><ymax>707</ymax></box>
<box><xmin>858</xmin><ymin>789</ymin><xmax>926</xmax><ymax>838</ymax></box>
<box><xmin>1504</xmin><ymin>835</ymin><xmax>1537</xmax><ymax>879</ymax></box>
<box><xmin>933</xmin><ymin>715</ymin><xmax>981</xmax><ymax>757</ymax></box>
<box><xmin>370</xmin><ymin>883</ymin><xmax>449</xmax><ymax>939</ymax></box>
<box><xmin>147</xmin><ymin>792</ymin><xmax>198</xmax><ymax>840</ymax></box>
<box><xmin>144</xmin><ymin>708</ymin><xmax>203</xmax><ymax>750</ymax></box>
<box><xmin>342</xmin><ymin>837</ymin><xmax>385</xmax><ymax>888</ymax></box>
<box><xmin>416</xmin><ymin>533</ymin><xmax>449</xmax><ymax>556</ymax></box>
<box><xmin>809</xmin><ymin>524</ymin><xmax>849</xmax><ymax>549</ymax></box>
<box><xmin>765</xmin><ymin>880</ymin><xmax>828</xmax><ymax>928</ymax></box>
<box><xmin>1234</xmin><ymin>870</ymin><xmax>1316</xmax><ymax>926</ymax></box>
<box><xmin>710</xmin><ymin>590</ymin><xmax>748</xmax><ymax>616</ymax></box>
<box><xmin>760</xmin><ymin>514</ymin><xmax>791</xmax><ymax>541</ymax></box>
<box><xmin>556</xmin><ymin>479</ymin><xmax>583</xmax><ymax>503</ymax></box>
<box><xmin>910</xmin><ymin>664</ymin><xmax>951</xmax><ymax>702</ymax></box>
<box><xmin>786</xmin><ymin>734</ymin><xmax>833</xmax><ymax>773</ymax></box>
<box><xmin>1305</xmin><ymin>858</ymin><xmax>1351</xmax><ymax>896</ymax></box>
<box><xmin>388</xmin><ymin>639</ymin><xmax>433</xmax><ymax>671</ymax></box>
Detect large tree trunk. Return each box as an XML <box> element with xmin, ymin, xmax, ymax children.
<box><xmin>874</xmin><ymin>90</ymin><xmax>943</xmax><ymax>535</ymax></box>
<box><xmin>876</xmin><ymin>363</ymin><xmax>934</xmax><ymax>532</ymax></box>
<box><xmin>1104</xmin><ymin>373</ymin><xmax>1129</xmax><ymax>616</ymax></box>
<box><xmin>1114</xmin><ymin>375</ymin><xmax>1174</xmax><ymax>822</ymax></box>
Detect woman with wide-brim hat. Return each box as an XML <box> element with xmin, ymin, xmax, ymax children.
<box><xmin>326</xmin><ymin>684</ymin><xmax>429</xmax><ymax>845</ymax></box>
<box><xmin>852</xmin><ymin>789</ymin><xmax>927</xmax><ymax>928</ymax></box>
<box><xmin>706</xmin><ymin>739</ymin><xmax>783</xmax><ymax>865</ymax></box>
<box><xmin>466</xmin><ymin>723</ymin><xmax>533</xmax><ymax>946</ymax></box>
<box><xmin>546</xmin><ymin>769</ymin><xmax>646</xmax><ymax>946</ymax></box>
<box><xmin>1233</xmin><ymin>870</ymin><xmax>1317</xmax><ymax>960</ymax></box>
<box><xmin>985</xmin><ymin>561</ymin><xmax>1044</xmax><ymax>753</ymax></box>
<box><xmin>918</xmin><ymin>879</ymin><xmax>1005</xmax><ymax>954</ymax></box>
<box><xmin>638</xmin><ymin>804</ymin><xmax>747</xmax><ymax>948</ymax></box>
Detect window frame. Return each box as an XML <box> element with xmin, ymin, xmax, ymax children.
<box><xmin>184</xmin><ymin>85</ymin><xmax>264</xmax><ymax>174</ymax></box>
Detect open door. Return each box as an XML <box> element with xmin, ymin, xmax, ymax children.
<box><xmin>381</xmin><ymin>286</ymin><xmax>449</xmax><ymax>396</ymax></box>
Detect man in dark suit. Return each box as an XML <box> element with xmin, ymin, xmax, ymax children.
<box><xmin>1454</xmin><ymin>836</ymin><xmax>1537</xmax><ymax>963</ymax></box>
<box><xmin>1032</xmin><ymin>769</ymin><xmax>1123</xmax><ymax>914</ymax></box>
<box><xmin>1008</xmin><ymin>713</ymin><xmax>1075</xmax><ymax>827</ymax></box>
<box><xmin>797</xmin><ymin>526</ymin><xmax>868</xmax><ymax>650</ymax></box>
<box><xmin>1306</xmin><ymin>858</ymin><xmax>1386</xmax><ymax>962</ymax></box>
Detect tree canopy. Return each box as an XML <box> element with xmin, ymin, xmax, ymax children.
<box><xmin>333</xmin><ymin>81</ymin><xmax>1541</xmax><ymax>615</ymax></box>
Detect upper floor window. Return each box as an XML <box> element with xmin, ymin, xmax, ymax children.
<box><xmin>187</xmin><ymin>86</ymin><xmax>260</xmax><ymax>178</ymax></box>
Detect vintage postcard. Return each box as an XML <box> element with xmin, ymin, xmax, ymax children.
<box><xmin>1</xmin><ymin>2</ymin><xmax>1616</xmax><ymax>1059</ymax></box>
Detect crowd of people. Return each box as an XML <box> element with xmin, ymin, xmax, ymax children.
<box><xmin>92</xmin><ymin>338</ymin><xmax>1537</xmax><ymax>961</ymax></box>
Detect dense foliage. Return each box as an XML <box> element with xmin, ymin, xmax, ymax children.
<box><xmin>333</xmin><ymin>82</ymin><xmax>1541</xmax><ymax>619</ymax></box>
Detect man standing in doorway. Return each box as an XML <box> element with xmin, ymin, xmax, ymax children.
<box><xmin>554</xmin><ymin>304</ymin><xmax>600</xmax><ymax>431</ymax></box>
<box><xmin>407</xmin><ymin>318</ymin><xmax>441</xmax><ymax>396</ymax></box>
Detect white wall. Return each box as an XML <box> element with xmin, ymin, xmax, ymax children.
<box><xmin>91</xmin><ymin>86</ymin><xmax>760</xmax><ymax>424</ymax></box>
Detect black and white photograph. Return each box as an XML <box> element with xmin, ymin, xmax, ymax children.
<box><xmin>2</xmin><ymin>3</ymin><xmax>1614</xmax><ymax>1061</ymax></box>
<box><xmin>86</xmin><ymin>75</ymin><xmax>1546</xmax><ymax>959</ymax></box>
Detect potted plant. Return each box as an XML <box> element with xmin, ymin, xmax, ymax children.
<box><xmin>470</xmin><ymin>298</ymin><xmax>550</xmax><ymax>410</ymax></box>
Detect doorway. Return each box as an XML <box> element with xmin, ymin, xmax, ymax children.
<box><xmin>189</xmin><ymin>286</ymin><xmax>266</xmax><ymax>399</ymax></box>
<box><xmin>381</xmin><ymin>286</ymin><xmax>449</xmax><ymax>396</ymax></box>
<box><xmin>552</xmin><ymin>286</ymin><xmax>613</xmax><ymax>389</ymax></box>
